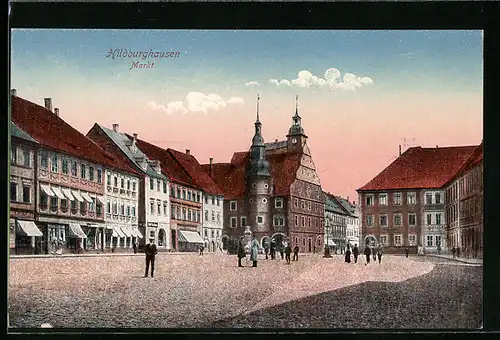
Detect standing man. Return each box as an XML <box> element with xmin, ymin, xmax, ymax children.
<box><xmin>404</xmin><ymin>247</ymin><xmax>409</xmax><ymax>258</ymax></box>
<box><xmin>199</xmin><ymin>244</ymin><xmax>204</xmax><ymax>256</ymax></box>
<box><xmin>377</xmin><ymin>244</ymin><xmax>383</xmax><ymax>264</ymax></box>
<box><xmin>353</xmin><ymin>244</ymin><xmax>359</xmax><ymax>264</ymax></box>
<box><xmin>144</xmin><ymin>237</ymin><xmax>158</xmax><ymax>278</ymax></box>
<box><xmin>237</xmin><ymin>236</ymin><xmax>245</xmax><ymax>267</ymax></box>
<box><xmin>284</xmin><ymin>242</ymin><xmax>292</xmax><ymax>264</ymax></box>
<box><xmin>279</xmin><ymin>243</ymin><xmax>285</xmax><ymax>260</ymax></box>
<box><xmin>452</xmin><ymin>247</ymin><xmax>456</xmax><ymax>258</ymax></box>
<box><xmin>133</xmin><ymin>240</ymin><xmax>137</xmax><ymax>254</ymax></box>
<box><xmin>457</xmin><ymin>247</ymin><xmax>461</xmax><ymax>258</ymax></box>
<box><xmin>364</xmin><ymin>245</ymin><xmax>371</xmax><ymax>265</ymax></box>
<box><xmin>292</xmin><ymin>244</ymin><xmax>299</xmax><ymax>261</ymax></box>
<box><xmin>264</xmin><ymin>242</ymin><xmax>270</xmax><ymax>260</ymax></box>
<box><xmin>270</xmin><ymin>239</ymin><xmax>276</xmax><ymax>260</ymax></box>
<box><xmin>250</xmin><ymin>236</ymin><xmax>259</xmax><ymax>267</ymax></box>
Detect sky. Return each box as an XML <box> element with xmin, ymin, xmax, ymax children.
<box><xmin>10</xmin><ymin>29</ymin><xmax>483</xmax><ymax>202</ymax></box>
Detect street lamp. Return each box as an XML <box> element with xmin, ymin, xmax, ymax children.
<box><xmin>323</xmin><ymin>216</ymin><xmax>332</xmax><ymax>258</ymax></box>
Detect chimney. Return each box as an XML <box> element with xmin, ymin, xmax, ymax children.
<box><xmin>347</xmin><ymin>196</ymin><xmax>350</xmax><ymax>202</ymax></box>
<box><xmin>209</xmin><ymin>157</ymin><xmax>213</xmax><ymax>177</ymax></box>
<box><xmin>44</xmin><ymin>98</ymin><xmax>53</xmax><ymax>111</ymax></box>
<box><xmin>436</xmin><ymin>145</ymin><xmax>439</xmax><ymax>148</ymax></box>
<box><xmin>133</xmin><ymin>133</ymin><xmax>138</xmax><ymax>140</ymax></box>
<box><xmin>186</xmin><ymin>149</ymin><xmax>190</xmax><ymax>155</ymax></box>
<box><xmin>10</xmin><ymin>89</ymin><xmax>17</xmax><ymax>96</ymax></box>
<box><xmin>275</xmin><ymin>139</ymin><xmax>278</xmax><ymax>142</ymax></box>
<box><xmin>399</xmin><ymin>145</ymin><xmax>402</xmax><ymax>156</ymax></box>
<box><xmin>54</xmin><ymin>108</ymin><xmax>59</xmax><ymax>117</ymax></box>
<box><xmin>112</xmin><ymin>124</ymin><xmax>119</xmax><ymax>132</ymax></box>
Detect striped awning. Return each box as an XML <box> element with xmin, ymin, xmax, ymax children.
<box><xmin>178</xmin><ymin>230</ymin><xmax>204</xmax><ymax>244</ymax></box>
<box><xmin>81</xmin><ymin>192</ymin><xmax>93</xmax><ymax>203</ymax></box>
<box><xmin>40</xmin><ymin>184</ymin><xmax>55</xmax><ymax>197</ymax></box>
<box><xmin>112</xmin><ymin>227</ymin><xmax>126</xmax><ymax>238</ymax></box>
<box><xmin>62</xmin><ymin>188</ymin><xmax>74</xmax><ymax>201</ymax></box>
<box><xmin>120</xmin><ymin>227</ymin><xmax>132</xmax><ymax>237</ymax></box>
<box><xmin>51</xmin><ymin>187</ymin><xmax>66</xmax><ymax>200</ymax></box>
<box><xmin>132</xmin><ymin>227</ymin><xmax>143</xmax><ymax>239</ymax></box>
<box><xmin>71</xmin><ymin>190</ymin><xmax>84</xmax><ymax>202</ymax></box>
<box><xmin>16</xmin><ymin>220</ymin><xmax>43</xmax><ymax>237</ymax></box>
<box><xmin>96</xmin><ymin>195</ymin><xmax>106</xmax><ymax>205</ymax></box>
<box><xmin>69</xmin><ymin>223</ymin><xmax>87</xmax><ymax>238</ymax></box>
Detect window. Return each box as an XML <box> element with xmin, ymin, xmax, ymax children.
<box><xmin>197</xmin><ymin>211</ymin><xmax>201</xmax><ymax>222</ymax></box>
<box><xmin>205</xmin><ymin>210</ymin><xmax>209</xmax><ymax>221</ymax></box>
<box><xmin>41</xmin><ymin>192</ymin><xmax>48</xmax><ymax>208</ymax></box>
<box><xmin>436</xmin><ymin>213</ymin><xmax>442</xmax><ymax>225</ymax></box>
<box><xmin>241</xmin><ymin>216</ymin><xmax>247</xmax><ymax>227</ymax></box>
<box><xmin>217</xmin><ymin>213</ymin><xmax>221</xmax><ymax>223</ymax></box>
<box><xmin>435</xmin><ymin>193</ymin><xmax>441</xmax><ymax>204</ymax></box>
<box><xmin>22</xmin><ymin>186</ymin><xmax>30</xmax><ymax>203</ymax></box>
<box><xmin>204</xmin><ymin>229</ymin><xmax>208</xmax><ymax>237</ymax></box>
<box><xmin>51</xmin><ymin>154</ymin><xmax>59</xmax><ymax>172</ymax></box>
<box><xmin>427</xmin><ymin>235</ymin><xmax>433</xmax><ymax>247</ymax></box>
<box><xmin>114</xmin><ymin>176</ymin><xmax>118</xmax><ymax>187</ymax></box>
<box><xmin>435</xmin><ymin>235</ymin><xmax>442</xmax><ymax>246</ymax></box>
<box><xmin>230</xmin><ymin>201</ymin><xmax>237</xmax><ymax>211</ymax></box>
<box><xmin>132</xmin><ymin>206</ymin><xmax>136</xmax><ymax>217</ymax></box>
<box><xmin>366</xmin><ymin>195</ymin><xmax>374</xmax><ymax>206</ymax></box>
<box><xmin>230</xmin><ymin>217</ymin><xmax>237</xmax><ymax>228</ymax></box>
<box><xmin>157</xmin><ymin>201</ymin><xmax>161</xmax><ymax>215</ymax></box>
<box><xmin>80</xmin><ymin>201</ymin><xmax>86</xmax><ymax>214</ymax></box>
<box><xmin>119</xmin><ymin>178</ymin><xmax>123</xmax><ymax>189</ymax></box>
<box><xmin>150</xmin><ymin>201</ymin><xmax>154</xmax><ymax>214</ymax></box>
<box><xmin>301</xmin><ymin>216</ymin><xmax>305</xmax><ymax>227</ymax></box>
<box><xmin>127</xmin><ymin>205</ymin><xmax>131</xmax><ymax>216</ymax></box>
<box><xmin>217</xmin><ymin>198</ymin><xmax>220</xmax><ymax>206</ymax></box>
<box><xmin>426</xmin><ymin>193</ymin><xmax>432</xmax><ymax>205</ymax></box>
<box><xmin>112</xmin><ymin>201</ymin><xmax>118</xmax><ymax>214</ymax></box>
<box><xmin>23</xmin><ymin>150</ymin><xmax>30</xmax><ymax>167</ymax></box>
<box><xmin>393</xmin><ymin>214</ymin><xmax>402</xmax><ymax>226</ymax></box>
<box><xmin>133</xmin><ymin>181</ymin><xmax>136</xmax><ymax>192</ymax></box>
<box><xmin>274</xmin><ymin>215</ymin><xmax>285</xmax><ymax>226</ymax></box>
<box><xmin>205</xmin><ymin>195</ymin><xmax>208</xmax><ymax>204</ymax></box>
<box><xmin>97</xmin><ymin>169</ymin><xmax>102</xmax><ymax>184</ymax></box>
<box><xmin>89</xmin><ymin>167</ymin><xmax>95</xmax><ymax>181</ymax></box>
<box><xmin>150</xmin><ymin>179</ymin><xmax>154</xmax><ymax>190</ymax></box>
<box><xmin>182</xmin><ymin>208</ymin><xmax>186</xmax><ymax>220</ymax></box>
<box><xmin>308</xmin><ymin>217</ymin><xmax>311</xmax><ymax>227</ymax></box>
<box><xmin>163</xmin><ymin>181</ymin><xmax>167</xmax><ymax>194</ymax></box>
<box><xmin>409</xmin><ymin>234</ymin><xmax>417</xmax><ymax>245</ymax></box>
<box><xmin>171</xmin><ymin>206</ymin><xmax>176</xmax><ymax>219</ymax></box>
<box><xmin>379</xmin><ymin>193</ymin><xmax>387</xmax><ymax>206</ymax></box>
<box><xmin>294</xmin><ymin>215</ymin><xmax>298</xmax><ymax>226</ymax></box>
<box><xmin>188</xmin><ymin>191</ymin><xmax>191</xmax><ymax>201</ymax></box>
<box><xmin>393</xmin><ymin>193</ymin><xmax>402</xmax><ymax>205</ymax></box>
<box><xmin>188</xmin><ymin>209</ymin><xmax>192</xmax><ymax>221</ymax></box>
<box><xmin>120</xmin><ymin>202</ymin><xmax>125</xmax><ymax>215</ymax></box>
<box><xmin>257</xmin><ymin>216</ymin><xmax>263</xmax><ymax>224</ymax></box>
<box><xmin>426</xmin><ymin>214</ymin><xmax>432</xmax><ymax>225</ymax></box>
<box><xmin>81</xmin><ymin>164</ymin><xmax>86</xmax><ymax>179</ymax></box>
<box><xmin>61</xmin><ymin>158</ymin><xmax>68</xmax><ymax>174</ymax></box>
<box><xmin>156</xmin><ymin>180</ymin><xmax>160</xmax><ymax>192</ymax></box>
<box><xmin>308</xmin><ymin>201</ymin><xmax>312</xmax><ymax>210</ymax></box>
<box><xmin>262</xmin><ymin>198</ymin><xmax>267</xmax><ymax>203</ymax></box>
<box><xmin>89</xmin><ymin>198</ymin><xmax>96</xmax><ymax>212</ymax></box>
<box><xmin>301</xmin><ymin>200</ymin><xmax>305</xmax><ymax>209</ymax></box>
<box><xmin>11</xmin><ymin>146</ymin><xmax>17</xmax><ymax>164</ymax></box>
<box><xmin>177</xmin><ymin>188</ymin><xmax>181</xmax><ymax>198</ymax></box>
<box><xmin>182</xmin><ymin>189</ymin><xmax>186</xmax><ymax>200</ymax></box>
<box><xmin>50</xmin><ymin>196</ymin><xmax>58</xmax><ymax>209</ymax></box>
<box><xmin>380</xmin><ymin>235</ymin><xmax>388</xmax><ymax>245</ymax></box>
<box><xmin>394</xmin><ymin>235</ymin><xmax>402</xmax><ymax>246</ymax></box>
<box><xmin>107</xmin><ymin>200</ymin><xmax>111</xmax><ymax>213</ymax></box>
<box><xmin>211</xmin><ymin>196</ymin><xmax>215</xmax><ymax>205</ymax></box>
<box><xmin>407</xmin><ymin>192</ymin><xmax>416</xmax><ymax>205</ymax></box>
<box><xmin>409</xmin><ymin>213</ymin><xmax>416</xmax><ymax>226</ymax></box>
<box><xmin>150</xmin><ymin>230</ymin><xmax>155</xmax><ymax>239</ymax></box>
<box><xmin>366</xmin><ymin>215</ymin><xmax>374</xmax><ymax>227</ymax></box>
<box><xmin>107</xmin><ymin>174</ymin><xmax>112</xmax><ymax>186</ymax></box>
<box><xmin>211</xmin><ymin>230</ymin><xmax>215</xmax><ymax>238</ymax></box>
<box><xmin>212</xmin><ymin>211</ymin><xmax>215</xmax><ymax>221</ymax></box>
<box><xmin>294</xmin><ymin>198</ymin><xmax>298</xmax><ymax>208</ymax></box>
<box><xmin>10</xmin><ymin>183</ymin><xmax>17</xmax><ymax>202</ymax></box>
<box><xmin>379</xmin><ymin>214</ymin><xmax>387</xmax><ymax>227</ymax></box>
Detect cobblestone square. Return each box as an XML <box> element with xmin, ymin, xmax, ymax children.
<box><xmin>8</xmin><ymin>254</ymin><xmax>482</xmax><ymax>329</ymax></box>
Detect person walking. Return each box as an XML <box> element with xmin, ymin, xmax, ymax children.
<box><xmin>452</xmin><ymin>247</ymin><xmax>456</xmax><ymax>258</ymax></box>
<box><xmin>270</xmin><ymin>239</ymin><xmax>276</xmax><ymax>260</ymax></box>
<box><xmin>144</xmin><ymin>237</ymin><xmax>158</xmax><ymax>278</ymax></box>
<box><xmin>199</xmin><ymin>244</ymin><xmax>204</xmax><ymax>256</ymax></box>
<box><xmin>344</xmin><ymin>245</ymin><xmax>351</xmax><ymax>263</ymax></box>
<box><xmin>251</xmin><ymin>236</ymin><xmax>259</xmax><ymax>267</ymax></box>
<box><xmin>377</xmin><ymin>245</ymin><xmax>383</xmax><ymax>264</ymax></box>
<box><xmin>353</xmin><ymin>244</ymin><xmax>359</xmax><ymax>264</ymax></box>
<box><xmin>372</xmin><ymin>246</ymin><xmax>377</xmax><ymax>262</ymax></box>
<box><xmin>133</xmin><ymin>241</ymin><xmax>137</xmax><ymax>254</ymax></box>
<box><xmin>285</xmin><ymin>243</ymin><xmax>292</xmax><ymax>264</ymax></box>
<box><xmin>364</xmin><ymin>245</ymin><xmax>371</xmax><ymax>265</ymax></box>
<box><xmin>237</xmin><ymin>236</ymin><xmax>246</xmax><ymax>267</ymax></box>
<box><xmin>264</xmin><ymin>242</ymin><xmax>269</xmax><ymax>260</ymax></box>
<box><xmin>292</xmin><ymin>244</ymin><xmax>299</xmax><ymax>261</ymax></box>
<box><xmin>279</xmin><ymin>244</ymin><xmax>285</xmax><ymax>260</ymax></box>
<box><xmin>405</xmin><ymin>247</ymin><xmax>409</xmax><ymax>258</ymax></box>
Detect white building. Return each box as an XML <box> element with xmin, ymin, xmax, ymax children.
<box><xmin>421</xmin><ymin>189</ymin><xmax>446</xmax><ymax>253</ymax></box>
<box><xmin>202</xmin><ymin>193</ymin><xmax>224</xmax><ymax>252</ymax></box>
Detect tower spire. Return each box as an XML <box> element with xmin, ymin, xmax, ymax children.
<box><xmin>256</xmin><ymin>93</ymin><xmax>260</xmax><ymax>123</ymax></box>
<box><xmin>295</xmin><ymin>94</ymin><xmax>299</xmax><ymax>116</ymax></box>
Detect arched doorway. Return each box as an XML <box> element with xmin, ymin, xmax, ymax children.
<box><xmin>261</xmin><ymin>236</ymin><xmax>271</xmax><ymax>248</ymax></box>
<box><xmin>271</xmin><ymin>233</ymin><xmax>286</xmax><ymax>249</ymax></box>
<box><xmin>364</xmin><ymin>235</ymin><xmax>377</xmax><ymax>247</ymax></box>
<box><xmin>158</xmin><ymin>228</ymin><xmax>165</xmax><ymax>247</ymax></box>
<box><xmin>221</xmin><ymin>235</ymin><xmax>229</xmax><ymax>250</ymax></box>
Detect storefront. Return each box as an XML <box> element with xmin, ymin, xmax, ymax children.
<box><xmin>81</xmin><ymin>224</ymin><xmax>105</xmax><ymax>252</ymax></box>
<box><xmin>12</xmin><ymin>219</ymin><xmax>44</xmax><ymax>255</ymax></box>
<box><xmin>68</xmin><ymin>223</ymin><xmax>87</xmax><ymax>253</ymax></box>
<box><xmin>178</xmin><ymin>230</ymin><xmax>204</xmax><ymax>252</ymax></box>
<box><xmin>46</xmin><ymin>223</ymin><xmax>67</xmax><ymax>255</ymax></box>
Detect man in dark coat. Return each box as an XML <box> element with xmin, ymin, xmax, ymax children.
<box><xmin>270</xmin><ymin>239</ymin><xmax>276</xmax><ymax>260</ymax></box>
<box><xmin>364</xmin><ymin>245</ymin><xmax>371</xmax><ymax>265</ymax></box>
<box><xmin>377</xmin><ymin>245</ymin><xmax>383</xmax><ymax>264</ymax></box>
<box><xmin>292</xmin><ymin>244</ymin><xmax>299</xmax><ymax>261</ymax></box>
<box><xmin>353</xmin><ymin>244</ymin><xmax>359</xmax><ymax>263</ymax></box>
<box><xmin>457</xmin><ymin>247</ymin><xmax>461</xmax><ymax>258</ymax></box>
<box><xmin>279</xmin><ymin>244</ymin><xmax>285</xmax><ymax>260</ymax></box>
<box><xmin>237</xmin><ymin>236</ymin><xmax>246</xmax><ymax>267</ymax></box>
<box><xmin>133</xmin><ymin>241</ymin><xmax>137</xmax><ymax>254</ymax></box>
<box><xmin>284</xmin><ymin>243</ymin><xmax>292</xmax><ymax>264</ymax></box>
<box><xmin>144</xmin><ymin>237</ymin><xmax>158</xmax><ymax>278</ymax></box>
<box><xmin>264</xmin><ymin>242</ymin><xmax>269</xmax><ymax>260</ymax></box>
<box><xmin>405</xmin><ymin>247</ymin><xmax>409</xmax><ymax>258</ymax></box>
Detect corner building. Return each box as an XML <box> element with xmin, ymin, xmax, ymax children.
<box><xmin>205</xmin><ymin>97</ymin><xmax>325</xmax><ymax>253</ymax></box>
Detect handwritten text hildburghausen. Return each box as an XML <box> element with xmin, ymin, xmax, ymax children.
<box><xmin>106</xmin><ymin>49</ymin><xmax>181</xmax><ymax>70</ymax></box>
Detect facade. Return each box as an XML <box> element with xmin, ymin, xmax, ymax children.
<box><xmin>10</xmin><ymin>121</ymin><xmax>40</xmax><ymax>254</ymax></box>
<box><xmin>445</xmin><ymin>143</ymin><xmax>483</xmax><ymax>258</ymax></box>
<box><xmin>205</xmin><ymin>97</ymin><xmax>325</xmax><ymax>253</ymax></box>
<box><xmin>336</xmin><ymin>196</ymin><xmax>361</xmax><ymax>247</ymax></box>
<box><xmin>11</xmin><ymin>94</ymin><xmax>140</xmax><ymax>255</ymax></box>
<box><xmin>357</xmin><ymin>145</ymin><xmax>478</xmax><ymax>254</ymax></box>
<box><xmin>323</xmin><ymin>192</ymin><xmax>348</xmax><ymax>253</ymax></box>
<box><xmin>86</xmin><ymin>124</ymin><xmax>169</xmax><ymax>250</ymax></box>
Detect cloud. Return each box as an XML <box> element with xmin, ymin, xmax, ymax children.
<box><xmin>146</xmin><ymin>92</ymin><xmax>244</xmax><ymax>115</ymax></box>
<box><xmin>245</xmin><ymin>81</ymin><xmax>261</xmax><ymax>87</ymax></box>
<box><xmin>269</xmin><ymin>67</ymin><xmax>374</xmax><ymax>92</ymax></box>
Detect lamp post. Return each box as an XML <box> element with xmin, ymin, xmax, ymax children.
<box><xmin>323</xmin><ymin>216</ymin><xmax>332</xmax><ymax>258</ymax></box>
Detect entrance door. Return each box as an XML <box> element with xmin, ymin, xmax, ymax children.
<box><xmin>158</xmin><ymin>229</ymin><xmax>165</xmax><ymax>247</ymax></box>
<box><xmin>308</xmin><ymin>238</ymin><xmax>312</xmax><ymax>252</ymax></box>
<box><xmin>171</xmin><ymin>230</ymin><xmax>177</xmax><ymax>250</ymax></box>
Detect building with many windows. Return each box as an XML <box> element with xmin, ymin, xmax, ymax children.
<box><xmin>86</xmin><ymin>124</ymin><xmax>169</xmax><ymax>250</ymax></box>
<box><xmin>335</xmin><ymin>196</ymin><xmax>361</xmax><ymax>248</ymax></box>
<box><xmin>11</xmin><ymin>94</ymin><xmax>140</xmax><ymax>255</ymax></box>
<box><xmin>205</xmin><ymin>96</ymin><xmax>325</xmax><ymax>253</ymax></box>
<box><xmin>357</xmin><ymin>145</ymin><xmax>478</xmax><ymax>254</ymax></box>
<box><xmin>323</xmin><ymin>192</ymin><xmax>348</xmax><ymax>253</ymax></box>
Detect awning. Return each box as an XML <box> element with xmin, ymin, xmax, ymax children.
<box><xmin>69</xmin><ymin>223</ymin><xmax>87</xmax><ymax>238</ymax></box>
<box><xmin>96</xmin><ymin>195</ymin><xmax>106</xmax><ymax>205</ymax></box>
<box><xmin>120</xmin><ymin>227</ymin><xmax>132</xmax><ymax>237</ymax></box>
<box><xmin>51</xmin><ymin>187</ymin><xmax>66</xmax><ymax>200</ymax></box>
<box><xmin>112</xmin><ymin>227</ymin><xmax>126</xmax><ymax>238</ymax></box>
<box><xmin>178</xmin><ymin>230</ymin><xmax>204</xmax><ymax>244</ymax></box>
<box><xmin>71</xmin><ymin>190</ymin><xmax>84</xmax><ymax>202</ymax></box>
<box><xmin>40</xmin><ymin>184</ymin><xmax>55</xmax><ymax>197</ymax></box>
<box><xmin>61</xmin><ymin>188</ymin><xmax>74</xmax><ymax>201</ymax></box>
<box><xmin>17</xmin><ymin>220</ymin><xmax>43</xmax><ymax>237</ymax></box>
<box><xmin>81</xmin><ymin>192</ymin><xmax>93</xmax><ymax>203</ymax></box>
<box><xmin>132</xmin><ymin>227</ymin><xmax>143</xmax><ymax>239</ymax></box>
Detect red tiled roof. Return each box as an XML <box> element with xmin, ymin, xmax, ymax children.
<box><xmin>202</xmin><ymin>150</ymin><xmax>302</xmax><ymax>199</ymax></box>
<box><xmin>11</xmin><ymin>95</ymin><xmax>140</xmax><ymax>176</ymax></box>
<box><xmin>357</xmin><ymin>145</ymin><xmax>478</xmax><ymax>191</ymax></box>
<box><xmin>129</xmin><ymin>135</ymin><xmax>195</xmax><ymax>187</ymax></box>
<box><xmin>455</xmin><ymin>142</ymin><xmax>483</xmax><ymax>177</ymax></box>
<box><xmin>167</xmin><ymin>148</ymin><xmax>224</xmax><ymax>196</ymax></box>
